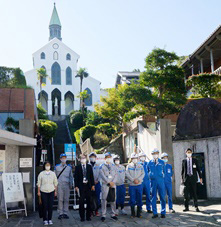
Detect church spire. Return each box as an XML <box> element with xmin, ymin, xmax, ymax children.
<box><xmin>49</xmin><ymin>3</ymin><xmax>62</xmax><ymax>41</ymax></box>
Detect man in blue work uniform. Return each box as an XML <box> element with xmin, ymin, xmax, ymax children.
<box><xmin>148</xmin><ymin>149</ymin><xmax>166</xmax><ymax>219</ymax></box>
<box><xmin>139</xmin><ymin>152</ymin><xmax>152</xmax><ymax>213</ymax></box>
<box><xmin>161</xmin><ymin>152</ymin><xmax>175</xmax><ymax>213</ymax></box>
<box><xmin>55</xmin><ymin>153</ymin><xmax>73</xmax><ymax>220</ymax></box>
<box><xmin>113</xmin><ymin>155</ymin><xmax>127</xmax><ymax>215</ymax></box>
<box><xmin>89</xmin><ymin>152</ymin><xmax>101</xmax><ymax>216</ymax></box>
<box><xmin>126</xmin><ymin>153</ymin><xmax>144</xmax><ymax>218</ymax></box>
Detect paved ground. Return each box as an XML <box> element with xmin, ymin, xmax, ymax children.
<box><xmin>0</xmin><ymin>201</ymin><xmax>221</xmax><ymax>226</ymax></box>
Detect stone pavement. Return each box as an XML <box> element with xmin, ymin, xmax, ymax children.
<box><xmin>0</xmin><ymin>201</ymin><xmax>221</xmax><ymax>226</ymax></box>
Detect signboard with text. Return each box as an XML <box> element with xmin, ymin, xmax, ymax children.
<box><xmin>19</xmin><ymin>158</ymin><xmax>32</xmax><ymax>168</ymax></box>
<box><xmin>65</xmin><ymin>144</ymin><xmax>76</xmax><ymax>161</ymax></box>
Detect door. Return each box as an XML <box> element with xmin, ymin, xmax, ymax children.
<box><xmin>192</xmin><ymin>153</ymin><xmax>207</xmax><ymax>199</ymax></box>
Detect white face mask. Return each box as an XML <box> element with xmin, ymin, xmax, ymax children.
<box><xmin>61</xmin><ymin>159</ymin><xmax>67</xmax><ymax>163</ymax></box>
<box><xmin>187</xmin><ymin>153</ymin><xmax>192</xmax><ymax>158</ymax></box>
<box><xmin>132</xmin><ymin>159</ymin><xmax>138</xmax><ymax>164</ymax></box>
<box><xmin>81</xmin><ymin>159</ymin><xmax>86</xmax><ymax>164</ymax></box>
<box><xmin>153</xmin><ymin>154</ymin><xmax>159</xmax><ymax>160</ymax></box>
<box><xmin>45</xmin><ymin>166</ymin><xmax>50</xmax><ymax>171</ymax></box>
<box><xmin>114</xmin><ymin>160</ymin><xmax>120</xmax><ymax>165</ymax></box>
<box><xmin>140</xmin><ymin>157</ymin><xmax>146</xmax><ymax>162</ymax></box>
<box><xmin>106</xmin><ymin>158</ymin><xmax>111</xmax><ymax>164</ymax></box>
<box><xmin>90</xmin><ymin>157</ymin><xmax>96</xmax><ymax>162</ymax></box>
<box><xmin>163</xmin><ymin>159</ymin><xmax>168</xmax><ymax>163</ymax></box>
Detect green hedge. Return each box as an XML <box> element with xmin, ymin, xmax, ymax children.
<box><xmin>39</xmin><ymin>120</ymin><xmax>58</xmax><ymax>140</ymax></box>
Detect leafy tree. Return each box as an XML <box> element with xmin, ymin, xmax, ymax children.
<box><xmin>5</xmin><ymin>117</ymin><xmax>19</xmax><ymax>132</ymax></box>
<box><xmin>0</xmin><ymin>67</ymin><xmax>14</xmax><ymax>86</ymax></box>
<box><xmin>70</xmin><ymin>111</ymin><xmax>84</xmax><ymax>130</ymax></box>
<box><xmin>75</xmin><ymin>68</ymin><xmax>89</xmax><ymax>109</ymax></box>
<box><xmin>39</xmin><ymin>120</ymin><xmax>58</xmax><ymax>141</ymax></box>
<box><xmin>37</xmin><ymin>103</ymin><xmax>48</xmax><ymax>120</ymax></box>
<box><xmin>85</xmin><ymin>111</ymin><xmax>107</xmax><ymax>126</ymax></box>
<box><xmin>37</xmin><ymin>68</ymin><xmax>48</xmax><ymax>104</ymax></box>
<box><xmin>97</xmin><ymin>123</ymin><xmax>116</xmax><ymax>138</ymax></box>
<box><xmin>187</xmin><ymin>73</ymin><xmax>221</xmax><ymax>98</ymax></box>
<box><xmin>93</xmin><ymin>132</ymin><xmax>110</xmax><ymax>149</ymax></box>
<box><xmin>138</xmin><ymin>48</ymin><xmax>187</xmax><ymax>119</ymax></box>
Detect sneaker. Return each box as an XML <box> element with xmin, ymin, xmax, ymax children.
<box><xmin>183</xmin><ymin>208</ymin><xmax>189</xmax><ymax>212</ymax></box>
<box><xmin>48</xmin><ymin>220</ymin><xmax>53</xmax><ymax>225</ymax></box>
<box><xmin>58</xmin><ymin>215</ymin><xmax>63</xmax><ymax>220</ymax></box>
<box><xmin>196</xmin><ymin>207</ymin><xmax>200</xmax><ymax>212</ymax></box>
<box><xmin>111</xmin><ymin>216</ymin><xmax>118</xmax><ymax>221</ymax></box>
<box><xmin>120</xmin><ymin>209</ymin><xmax>127</xmax><ymax>215</ymax></box>
<box><xmin>95</xmin><ymin>211</ymin><xmax>100</xmax><ymax>217</ymax></box>
<box><xmin>101</xmin><ymin>217</ymin><xmax>105</xmax><ymax>222</ymax></box>
<box><xmin>169</xmin><ymin>209</ymin><xmax>175</xmax><ymax>213</ymax></box>
<box><xmin>152</xmin><ymin>214</ymin><xmax>158</xmax><ymax>219</ymax></box>
<box><xmin>116</xmin><ymin>209</ymin><xmax>119</xmax><ymax>216</ymax></box>
<box><xmin>43</xmin><ymin>221</ymin><xmax>48</xmax><ymax>226</ymax></box>
<box><xmin>161</xmin><ymin>214</ymin><xmax>166</xmax><ymax>218</ymax></box>
<box><xmin>147</xmin><ymin>210</ymin><xmax>153</xmax><ymax>213</ymax></box>
<box><xmin>63</xmin><ymin>214</ymin><xmax>69</xmax><ymax>219</ymax></box>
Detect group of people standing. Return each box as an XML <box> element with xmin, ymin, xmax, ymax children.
<box><xmin>37</xmin><ymin>147</ymin><xmax>202</xmax><ymax>225</ymax></box>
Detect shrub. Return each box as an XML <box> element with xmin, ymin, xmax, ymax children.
<box><xmin>97</xmin><ymin>123</ymin><xmax>115</xmax><ymax>137</ymax></box>
<box><xmin>74</xmin><ymin>125</ymin><xmax>97</xmax><ymax>144</ymax></box>
<box><xmin>70</xmin><ymin>111</ymin><xmax>84</xmax><ymax>130</ymax></box>
<box><xmin>37</xmin><ymin>103</ymin><xmax>48</xmax><ymax>120</ymax></box>
<box><xmin>39</xmin><ymin>120</ymin><xmax>57</xmax><ymax>140</ymax></box>
<box><xmin>86</xmin><ymin>111</ymin><xmax>106</xmax><ymax>126</ymax></box>
<box><xmin>93</xmin><ymin>132</ymin><xmax>110</xmax><ymax>149</ymax></box>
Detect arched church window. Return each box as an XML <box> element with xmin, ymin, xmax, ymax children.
<box><xmin>41</xmin><ymin>66</ymin><xmax>46</xmax><ymax>84</ymax></box>
<box><xmin>66</xmin><ymin>53</ymin><xmax>71</xmax><ymax>60</ymax></box>
<box><xmin>84</xmin><ymin>88</ymin><xmax>92</xmax><ymax>106</ymax></box>
<box><xmin>53</xmin><ymin>51</ymin><xmax>58</xmax><ymax>60</ymax></box>
<box><xmin>66</xmin><ymin>67</ymin><xmax>72</xmax><ymax>85</ymax></box>
<box><xmin>41</xmin><ymin>52</ymin><xmax>45</xmax><ymax>59</ymax></box>
<box><xmin>51</xmin><ymin>62</ymin><xmax>61</xmax><ymax>85</ymax></box>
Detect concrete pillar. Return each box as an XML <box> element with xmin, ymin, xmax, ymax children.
<box><xmin>48</xmin><ymin>100</ymin><xmax>52</xmax><ymax>115</ymax></box>
<box><xmin>191</xmin><ymin>65</ymin><xmax>194</xmax><ymax>75</ymax></box>
<box><xmin>19</xmin><ymin>119</ymin><xmax>34</xmax><ymax>138</ymax></box>
<box><xmin>156</xmin><ymin>119</ymin><xmax>175</xmax><ymax>199</ymax></box>
<box><xmin>210</xmin><ymin>49</ymin><xmax>214</xmax><ymax>72</ymax></box>
<box><xmin>61</xmin><ymin>100</ymin><xmax>65</xmax><ymax>115</ymax></box>
<box><xmin>200</xmin><ymin>58</ymin><xmax>204</xmax><ymax>73</ymax></box>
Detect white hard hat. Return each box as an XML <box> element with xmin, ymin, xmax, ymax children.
<box><xmin>89</xmin><ymin>152</ymin><xmax>97</xmax><ymax>157</ymax></box>
<box><xmin>139</xmin><ymin>152</ymin><xmax>146</xmax><ymax>157</ymax></box>
<box><xmin>161</xmin><ymin>152</ymin><xmax>168</xmax><ymax>158</ymax></box>
<box><xmin>113</xmin><ymin>154</ymin><xmax>120</xmax><ymax>160</ymax></box>
<box><xmin>130</xmin><ymin>153</ymin><xmax>139</xmax><ymax>159</ymax></box>
<box><xmin>151</xmin><ymin>148</ymin><xmax>160</xmax><ymax>154</ymax></box>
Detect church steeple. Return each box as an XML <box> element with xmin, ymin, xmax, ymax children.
<box><xmin>49</xmin><ymin>3</ymin><xmax>62</xmax><ymax>41</ymax></box>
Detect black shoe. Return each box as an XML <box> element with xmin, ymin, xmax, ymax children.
<box><xmin>147</xmin><ymin>210</ymin><xmax>153</xmax><ymax>213</ymax></box>
<box><xmin>58</xmin><ymin>215</ymin><xmax>63</xmax><ymax>220</ymax></box>
<box><xmin>101</xmin><ymin>217</ymin><xmax>105</xmax><ymax>222</ymax></box>
<box><xmin>183</xmin><ymin>208</ymin><xmax>189</xmax><ymax>212</ymax></box>
<box><xmin>196</xmin><ymin>207</ymin><xmax>200</xmax><ymax>212</ymax></box>
<box><xmin>80</xmin><ymin>219</ymin><xmax>85</xmax><ymax>222</ymax></box>
<box><xmin>152</xmin><ymin>214</ymin><xmax>158</xmax><ymax>219</ymax></box>
<box><xmin>161</xmin><ymin>214</ymin><xmax>166</xmax><ymax>218</ymax></box>
<box><xmin>130</xmin><ymin>206</ymin><xmax>135</xmax><ymax>218</ymax></box>
<box><xmin>86</xmin><ymin>218</ymin><xmax>91</xmax><ymax>221</ymax></box>
<box><xmin>137</xmin><ymin>206</ymin><xmax>142</xmax><ymax>218</ymax></box>
<box><xmin>111</xmin><ymin>216</ymin><xmax>118</xmax><ymax>221</ymax></box>
<box><xmin>63</xmin><ymin>214</ymin><xmax>69</xmax><ymax>219</ymax></box>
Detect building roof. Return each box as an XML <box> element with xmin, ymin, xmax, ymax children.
<box><xmin>49</xmin><ymin>3</ymin><xmax>61</xmax><ymax>26</ymax></box>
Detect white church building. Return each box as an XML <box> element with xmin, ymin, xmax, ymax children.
<box><xmin>25</xmin><ymin>4</ymin><xmax>101</xmax><ymax>116</ymax></box>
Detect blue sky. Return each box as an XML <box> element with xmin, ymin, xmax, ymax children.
<box><xmin>0</xmin><ymin>0</ymin><xmax>221</xmax><ymax>88</ymax></box>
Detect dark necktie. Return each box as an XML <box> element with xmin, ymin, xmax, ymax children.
<box><xmin>83</xmin><ymin>165</ymin><xmax>86</xmax><ymax>177</ymax></box>
<box><xmin>188</xmin><ymin>159</ymin><xmax>192</xmax><ymax>176</ymax></box>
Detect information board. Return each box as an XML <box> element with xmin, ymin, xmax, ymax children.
<box><xmin>2</xmin><ymin>173</ymin><xmax>25</xmax><ymax>203</ymax></box>
<box><xmin>19</xmin><ymin>158</ymin><xmax>32</xmax><ymax>168</ymax></box>
<box><xmin>65</xmin><ymin>144</ymin><xmax>76</xmax><ymax>161</ymax></box>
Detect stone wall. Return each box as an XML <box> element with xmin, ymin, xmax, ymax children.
<box><xmin>173</xmin><ymin>136</ymin><xmax>221</xmax><ymax>199</ymax></box>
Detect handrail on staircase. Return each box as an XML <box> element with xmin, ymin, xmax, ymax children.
<box><xmin>65</xmin><ymin>118</ymin><xmax>73</xmax><ymax>144</ymax></box>
<box><xmin>51</xmin><ymin>137</ymin><xmax>55</xmax><ymax>167</ymax></box>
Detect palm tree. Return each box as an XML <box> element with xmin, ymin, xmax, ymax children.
<box><xmin>37</xmin><ymin>68</ymin><xmax>48</xmax><ymax>104</ymax></box>
<box><xmin>75</xmin><ymin>67</ymin><xmax>89</xmax><ymax>109</ymax></box>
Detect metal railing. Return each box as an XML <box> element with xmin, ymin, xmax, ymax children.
<box><xmin>214</xmin><ymin>65</ymin><xmax>221</xmax><ymax>75</ymax></box>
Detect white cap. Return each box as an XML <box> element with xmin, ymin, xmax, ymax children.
<box><xmin>113</xmin><ymin>154</ymin><xmax>120</xmax><ymax>160</ymax></box>
<box><xmin>151</xmin><ymin>148</ymin><xmax>160</xmax><ymax>154</ymax></box>
<box><xmin>130</xmin><ymin>153</ymin><xmax>139</xmax><ymax>159</ymax></box>
<box><xmin>139</xmin><ymin>152</ymin><xmax>146</xmax><ymax>157</ymax></box>
<box><xmin>161</xmin><ymin>152</ymin><xmax>168</xmax><ymax>158</ymax></box>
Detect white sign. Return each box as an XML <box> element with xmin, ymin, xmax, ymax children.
<box><xmin>22</xmin><ymin>172</ymin><xmax>30</xmax><ymax>183</ymax></box>
<box><xmin>2</xmin><ymin>173</ymin><xmax>25</xmax><ymax>203</ymax></box>
<box><xmin>20</xmin><ymin>158</ymin><xmax>32</xmax><ymax>168</ymax></box>
<box><xmin>42</xmin><ymin>150</ymin><xmax>47</xmax><ymax>155</ymax></box>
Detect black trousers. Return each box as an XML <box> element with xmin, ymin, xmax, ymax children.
<box><xmin>184</xmin><ymin>176</ymin><xmax>198</xmax><ymax>208</ymax></box>
<box><xmin>79</xmin><ymin>185</ymin><xmax>91</xmax><ymax>220</ymax></box>
<box><xmin>36</xmin><ymin>149</ymin><xmax>42</xmax><ymax>166</ymax></box>
<box><xmin>41</xmin><ymin>191</ymin><xmax>55</xmax><ymax>221</ymax></box>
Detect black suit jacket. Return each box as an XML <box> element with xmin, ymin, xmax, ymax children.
<box><xmin>74</xmin><ymin>164</ymin><xmax>95</xmax><ymax>191</ymax></box>
<box><xmin>181</xmin><ymin>158</ymin><xmax>202</xmax><ymax>183</ymax></box>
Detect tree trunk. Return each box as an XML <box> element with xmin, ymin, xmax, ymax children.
<box><xmin>80</xmin><ymin>77</ymin><xmax>83</xmax><ymax>110</ymax></box>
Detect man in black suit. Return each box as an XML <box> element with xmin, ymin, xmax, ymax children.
<box><xmin>181</xmin><ymin>148</ymin><xmax>203</xmax><ymax>212</ymax></box>
<box><xmin>74</xmin><ymin>154</ymin><xmax>95</xmax><ymax>222</ymax></box>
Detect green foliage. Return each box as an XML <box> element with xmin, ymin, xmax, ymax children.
<box><xmin>37</xmin><ymin>103</ymin><xmax>48</xmax><ymax>120</ymax></box>
<box><xmin>93</xmin><ymin>132</ymin><xmax>110</xmax><ymax>149</ymax></box>
<box><xmin>76</xmin><ymin>68</ymin><xmax>89</xmax><ymax>81</ymax></box>
<box><xmin>189</xmin><ymin>94</ymin><xmax>203</xmax><ymax>99</ymax></box>
<box><xmin>0</xmin><ymin>67</ymin><xmax>28</xmax><ymax>88</ymax></box>
<box><xmin>177</xmin><ymin>55</ymin><xmax>188</xmax><ymax>67</ymax></box>
<box><xmin>5</xmin><ymin>117</ymin><xmax>19</xmax><ymax>132</ymax></box>
<box><xmin>39</xmin><ymin>120</ymin><xmax>58</xmax><ymax>140</ymax></box>
<box><xmin>70</xmin><ymin>111</ymin><xmax>84</xmax><ymax>130</ymax></box>
<box><xmin>74</xmin><ymin>124</ymin><xmax>97</xmax><ymax>144</ymax></box>
<box><xmin>86</xmin><ymin>111</ymin><xmax>106</xmax><ymax>126</ymax></box>
<box><xmin>97</xmin><ymin>123</ymin><xmax>115</xmax><ymax>137</ymax></box>
<box><xmin>77</xmin><ymin>90</ymin><xmax>90</xmax><ymax>102</ymax></box>
<box><xmin>187</xmin><ymin>73</ymin><xmax>221</xmax><ymax>98</ymax></box>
